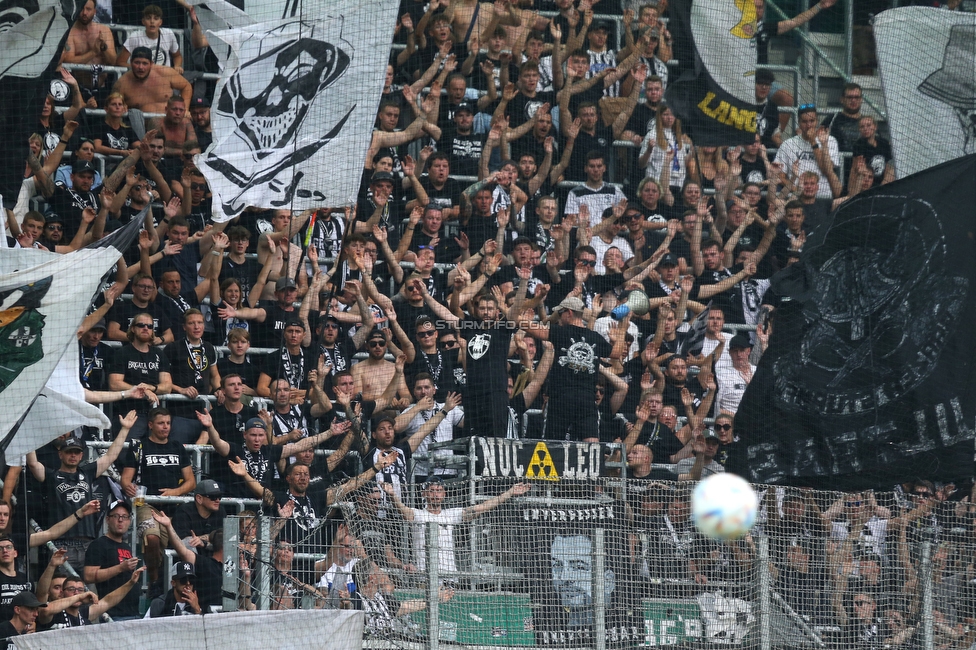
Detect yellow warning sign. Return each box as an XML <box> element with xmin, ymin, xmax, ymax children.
<box><xmin>525</xmin><ymin>442</ymin><xmax>560</xmax><ymax>481</ymax></box>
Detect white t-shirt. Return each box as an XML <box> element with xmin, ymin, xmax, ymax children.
<box><xmin>124</xmin><ymin>29</ymin><xmax>181</xmax><ymax>68</ymax></box>
<box><xmin>590</xmin><ymin>235</ymin><xmax>634</xmax><ymax>275</ymax></box>
<box><xmin>401</xmin><ymin>402</ymin><xmax>464</xmax><ymax>479</ymax></box>
<box><xmin>641</xmin><ymin>128</ymin><xmax>691</xmax><ymax>188</ymax></box>
<box><xmin>715</xmin><ymin>363</ymin><xmax>755</xmax><ymax>415</ymax></box>
<box><xmin>411</xmin><ymin>507</ymin><xmax>464</xmax><ymax>573</ymax></box>
<box><xmin>773</xmin><ymin>135</ymin><xmax>841</xmax><ymax>199</ymax></box>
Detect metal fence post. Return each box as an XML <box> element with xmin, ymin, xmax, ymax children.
<box><xmin>222</xmin><ymin>516</ymin><xmax>239</xmax><ymax>612</ymax></box>
<box><xmin>757</xmin><ymin>535</ymin><xmax>773</xmax><ymax>650</ymax></box>
<box><xmin>920</xmin><ymin>541</ymin><xmax>934</xmax><ymax>649</ymax></box>
<box><xmin>593</xmin><ymin>528</ymin><xmax>606</xmax><ymax>650</ymax></box>
<box><xmin>256</xmin><ymin>516</ymin><xmax>272</xmax><ymax>611</ymax></box>
<box><xmin>427</xmin><ymin>521</ymin><xmax>441</xmax><ymax>650</ymax></box>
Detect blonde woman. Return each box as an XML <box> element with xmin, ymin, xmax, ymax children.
<box><xmin>638</xmin><ymin>103</ymin><xmax>693</xmax><ymax>196</ymax></box>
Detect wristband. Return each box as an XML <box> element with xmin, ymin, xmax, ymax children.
<box><xmin>211</xmin><ymin>250</ymin><xmax>222</xmax><ymax>256</ymax></box>
<box><xmin>373</xmin><ymin>464</ymin><xmax>382</xmax><ymax>472</ymax></box>
<box><xmin>74</xmin><ymin>511</ymin><xmax>82</xmax><ymax>521</ymax></box>
<box><xmin>439</xmin><ymin>409</ymin><xmax>448</xmax><ymax>417</ymax></box>
<box><xmin>120</xmin><ymin>390</ymin><xmax>126</xmax><ymax>400</ymax></box>
<box><xmin>59</xmin><ymin>139</ymin><xmax>69</xmax><ymax>145</ymax></box>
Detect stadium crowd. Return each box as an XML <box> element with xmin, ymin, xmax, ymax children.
<box><xmin>0</xmin><ymin>0</ymin><xmax>971</xmax><ymax>647</ymax></box>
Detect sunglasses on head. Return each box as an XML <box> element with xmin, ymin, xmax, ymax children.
<box><xmin>798</xmin><ymin>103</ymin><xmax>816</xmax><ymax>111</ymax></box>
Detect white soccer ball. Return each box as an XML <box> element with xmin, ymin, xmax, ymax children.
<box><xmin>691</xmin><ymin>473</ymin><xmax>758</xmax><ymax>541</ymax></box>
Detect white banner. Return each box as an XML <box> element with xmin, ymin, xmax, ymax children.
<box><xmin>198</xmin><ymin>0</ymin><xmax>397</xmax><ymax>221</ymax></box>
<box><xmin>875</xmin><ymin>8</ymin><xmax>976</xmax><ymax>178</ymax></box>
<box><xmin>14</xmin><ymin>609</ymin><xmax>364</xmax><ymax>650</ymax></box>
<box><xmin>0</xmin><ymin>247</ymin><xmax>120</xmax><ymax>456</ymax></box>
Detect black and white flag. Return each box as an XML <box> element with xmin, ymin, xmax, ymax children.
<box><xmin>735</xmin><ymin>155</ymin><xmax>976</xmax><ymax>490</ymax></box>
<box><xmin>197</xmin><ymin>0</ymin><xmax>397</xmax><ymax>220</ymax></box>
<box><xmin>664</xmin><ymin>0</ymin><xmax>761</xmax><ymax>145</ymax></box>
<box><xmin>875</xmin><ymin>9</ymin><xmax>976</xmax><ymax>177</ymax></box>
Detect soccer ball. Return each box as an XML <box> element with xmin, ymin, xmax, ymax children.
<box><xmin>691</xmin><ymin>473</ymin><xmax>758</xmax><ymax>541</ymax></box>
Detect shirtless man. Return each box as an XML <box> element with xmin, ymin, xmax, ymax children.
<box><xmin>149</xmin><ymin>96</ymin><xmax>196</xmax><ymax>158</ymax></box>
<box><xmin>351</xmin><ymin>328</ymin><xmax>412</xmax><ymax>403</ymax></box>
<box><xmin>61</xmin><ymin>0</ymin><xmax>117</xmax><ymax>91</ymax></box>
<box><xmin>113</xmin><ymin>46</ymin><xmax>192</xmax><ymax>114</ymax></box>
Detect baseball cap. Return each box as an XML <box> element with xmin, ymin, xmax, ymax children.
<box><xmin>196</xmin><ymin>479</ymin><xmax>223</xmax><ymax>498</ymax></box>
<box><xmin>130</xmin><ymin>46</ymin><xmax>153</xmax><ymax>62</ymax></box>
<box><xmin>174</xmin><ymin>561</ymin><xmax>196</xmax><ymax>579</ymax></box>
<box><xmin>245</xmin><ymin>417</ymin><xmax>267</xmax><ymax>431</ymax></box>
<box><xmin>371</xmin><ymin>170</ymin><xmax>395</xmax><ymax>185</ymax></box>
<box><xmin>589</xmin><ymin>19</ymin><xmax>611</xmax><ymax>31</ymax></box>
<box><xmin>60</xmin><ymin>435</ymin><xmax>86</xmax><ymax>452</ymax></box>
<box><xmin>366</xmin><ymin>327</ymin><xmax>386</xmax><ymax>342</ymax></box>
<box><xmin>729</xmin><ymin>332</ymin><xmax>753</xmax><ymax>349</ymax></box>
<box><xmin>107</xmin><ymin>498</ymin><xmax>130</xmax><ymax>513</ymax></box>
<box><xmin>555</xmin><ymin>296</ymin><xmax>585</xmax><ymax>313</ymax></box>
<box><xmin>703</xmin><ymin>429</ymin><xmax>721</xmax><ymax>442</ymax></box>
<box><xmin>190</xmin><ymin>96</ymin><xmax>210</xmax><ymax>109</ymax></box>
<box><xmin>284</xmin><ymin>317</ymin><xmax>305</xmax><ymax>330</ymax></box>
<box><xmin>45</xmin><ymin>213</ymin><xmax>64</xmax><ymax>224</ymax></box>
<box><xmin>658</xmin><ymin>252</ymin><xmax>679</xmax><ymax>267</ymax></box>
<box><xmin>11</xmin><ymin>591</ymin><xmax>46</xmax><ymax>608</ymax></box>
<box><xmin>454</xmin><ymin>102</ymin><xmax>475</xmax><ymax>115</ymax></box>
<box><xmin>89</xmin><ymin>318</ymin><xmax>107</xmax><ymax>331</ymax></box>
<box><xmin>72</xmin><ymin>159</ymin><xmax>96</xmax><ymax>175</ymax></box>
<box><xmin>275</xmin><ymin>276</ymin><xmax>297</xmax><ymax>292</ymax></box>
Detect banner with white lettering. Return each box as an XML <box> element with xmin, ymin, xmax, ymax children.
<box><xmin>875</xmin><ymin>9</ymin><xmax>976</xmax><ymax>178</ymax></box>
<box><xmin>664</xmin><ymin>0</ymin><xmax>761</xmax><ymax>145</ymax></box>
<box><xmin>197</xmin><ymin>0</ymin><xmax>397</xmax><ymax>220</ymax></box>
<box><xmin>735</xmin><ymin>154</ymin><xmax>976</xmax><ymax>489</ymax></box>
<box><xmin>475</xmin><ymin>439</ymin><xmax>607</xmax><ymax>480</ymax></box>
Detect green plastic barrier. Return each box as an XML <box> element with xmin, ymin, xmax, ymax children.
<box><xmin>641</xmin><ymin>599</ymin><xmax>703</xmax><ymax>646</ymax></box>
<box><xmin>396</xmin><ymin>590</ymin><xmax>537</xmax><ymax>646</ymax></box>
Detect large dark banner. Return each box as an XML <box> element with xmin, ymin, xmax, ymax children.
<box><xmin>664</xmin><ymin>0</ymin><xmax>761</xmax><ymax>146</ymax></box>
<box><xmin>737</xmin><ymin>154</ymin><xmax>976</xmax><ymax>490</ymax></box>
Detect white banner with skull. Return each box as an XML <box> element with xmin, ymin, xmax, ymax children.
<box><xmin>875</xmin><ymin>8</ymin><xmax>976</xmax><ymax>178</ymax></box>
<box><xmin>198</xmin><ymin>0</ymin><xmax>397</xmax><ymax>221</ymax></box>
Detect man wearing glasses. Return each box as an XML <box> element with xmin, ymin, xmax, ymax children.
<box><xmin>171</xmin><ymin>479</ymin><xmax>227</xmax><ymax>554</ymax></box>
<box><xmin>106</xmin><ymin>272</ymin><xmax>175</xmax><ymax>344</ymax></box>
<box><xmin>41</xmin><ymin>571</ymin><xmax>144</xmax><ymax>629</ymax></box>
<box><xmin>84</xmin><ymin>499</ymin><xmax>143</xmax><ymax>620</ymax></box>
<box><xmin>822</xmin><ymin>83</ymin><xmax>864</xmax><ymax>189</ymax></box>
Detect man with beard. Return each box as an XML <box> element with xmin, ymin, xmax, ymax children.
<box><xmin>62</xmin><ymin>0</ymin><xmax>117</xmax><ymax>97</ymax></box>
<box><xmin>256</xmin><ymin>318</ymin><xmax>319</xmax><ymax>400</ymax></box>
<box><xmin>404</xmin><ymin>205</ymin><xmax>463</xmax><ymax>264</ymax></box>
<box><xmin>437</xmin><ymin>102</ymin><xmax>486</xmax><ymax>179</ymax></box>
<box><xmin>266</xmin><ymin>358</ymin><xmax>333</xmax><ymax>443</ymax></box>
<box><xmin>352</xmin><ymin>329</ymin><xmax>413</xmax><ymax>403</ymax></box>
<box><xmin>660</xmin><ymin>355</ymin><xmax>704</xmax><ymax>412</ymax></box>
<box><xmin>79</xmin><ymin>319</ymin><xmax>114</xmax><ymax>392</ymax></box>
<box><xmin>149</xmin><ymin>96</ymin><xmax>196</xmax><ymax>159</ymax></box>
<box><xmin>395</xmin><ymin>373</ymin><xmax>464</xmax><ymax>482</ymax></box>
<box><xmin>311</xmin><ymin>315</ymin><xmax>355</xmax><ymax>399</ymax></box>
<box><xmin>188</xmin><ymin>96</ymin><xmax>213</xmax><ymax>151</ymax></box>
<box><xmin>405</xmin><ymin>318</ymin><xmax>461</xmax><ymax>403</ymax></box>
<box><xmin>83</xmin><ymin>499</ymin><xmax>144</xmax><ymax>621</ymax></box>
<box><xmin>113</xmin><ymin>46</ymin><xmax>192</xmax><ymax>114</ymax></box>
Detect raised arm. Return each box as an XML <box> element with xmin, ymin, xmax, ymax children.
<box><xmin>462</xmin><ymin>483</ymin><xmax>530</xmax><ymax>521</ymax></box>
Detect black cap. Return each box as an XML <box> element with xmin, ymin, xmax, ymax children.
<box><xmin>454</xmin><ymin>102</ymin><xmax>475</xmax><ymax>115</ymax></box>
<box><xmin>729</xmin><ymin>332</ymin><xmax>753</xmax><ymax>349</ymax></box>
<box><xmin>284</xmin><ymin>317</ymin><xmax>305</xmax><ymax>330</ymax></box>
<box><xmin>72</xmin><ymin>159</ymin><xmax>96</xmax><ymax>175</ymax></box>
<box><xmin>371</xmin><ymin>170</ymin><xmax>395</xmax><ymax>185</ymax></box>
<box><xmin>89</xmin><ymin>318</ymin><xmax>107</xmax><ymax>331</ymax></box>
<box><xmin>245</xmin><ymin>417</ymin><xmax>267</xmax><ymax>431</ymax></box>
<box><xmin>131</xmin><ymin>46</ymin><xmax>153</xmax><ymax>62</ymax></box>
<box><xmin>107</xmin><ymin>498</ymin><xmax>130</xmax><ymax>512</ymax></box>
<box><xmin>11</xmin><ymin>591</ymin><xmax>46</xmax><ymax>608</ymax></box>
<box><xmin>275</xmin><ymin>276</ymin><xmax>297</xmax><ymax>292</ymax></box>
<box><xmin>589</xmin><ymin>19</ymin><xmax>611</xmax><ymax>31</ymax></box>
<box><xmin>190</xmin><ymin>96</ymin><xmax>210</xmax><ymax>109</ymax></box>
<box><xmin>659</xmin><ymin>252</ymin><xmax>678</xmax><ymax>267</ymax></box>
<box><xmin>196</xmin><ymin>479</ymin><xmax>223</xmax><ymax>498</ymax></box>
<box><xmin>366</xmin><ymin>327</ymin><xmax>386</xmax><ymax>342</ymax></box>
<box><xmin>174</xmin><ymin>561</ymin><xmax>196</xmax><ymax>578</ymax></box>
<box><xmin>60</xmin><ymin>435</ymin><xmax>86</xmax><ymax>452</ymax></box>
<box><xmin>45</xmin><ymin>213</ymin><xmax>64</xmax><ymax>224</ymax></box>
<box><xmin>703</xmin><ymin>429</ymin><xmax>721</xmax><ymax>441</ymax></box>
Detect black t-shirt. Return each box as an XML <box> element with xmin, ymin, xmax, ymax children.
<box><xmin>43</xmin><ymin>461</ymin><xmax>100</xmax><ymax>538</ymax></box>
<box><xmin>407</xmin><ymin>229</ymin><xmax>462</xmax><ymax>264</ymax></box>
<box><xmin>210</xmin><ymin>301</ymin><xmax>255</xmax><ymax>346</ymax></box>
<box><xmin>468</xmin><ymin>53</ymin><xmax>519</xmax><ymax>94</ymax></box>
<box><xmin>107</xmin><ymin>299</ymin><xmax>173</xmax><ymax>341</ymax></box>
<box><xmin>85</xmin><ymin>535</ymin><xmax>140</xmax><ymax>618</ymax></box>
<box><xmin>121</xmin><ymin>437</ymin><xmax>191</xmax><ymax>497</ymax></box>
<box><xmin>80</xmin><ymin>341</ymin><xmax>114</xmax><ymax>391</ymax></box>
<box><xmin>110</xmin><ymin>344</ymin><xmax>170</xmax><ymax>415</ymax></box>
<box><xmin>215</xmin><ymin>358</ymin><xmax>260</xmax><ymax>394</ymax></box>
<box><xmin>164</xmin><ymin>339</ymin><xmax>218</xmax><ymax>415</ymax></box>
<box><xmin>269</xmin><ymin>404</ymin><xmax>317</xmax><ymax>441</ymax></box>
<box><xmin>209</xmin><ymin>403</ymin><xmax>258</xmax><ymax>448</ymax></box>
<box><xmin>271</xmin><ymin>489</ymin><xmax>335</xmax><ymax>550</ymax></box>
<box><xmin>261</xmin><ymin>345</ymin><xmax>319</xmax><ymax>391</ymax></box>
<box><xmin>801</xmin><ymin>199</ymin><xmax>833</xmax><ymax>236</ymax></box>
<box><xmin>405</xmin><ymin>347</ymin><xmax>461</xmax><ymax>401</ymax></box>
<box><xmin>507</xmin><ymin>91</ymin><xmax>556</xmax><ymax>130</ymax></box>
<box><xmin>462</xmin><ymin>318</ymin><xmax>514</xmax><ymax>396</ymax></box>
<box><xmin>0</xmin><ymin>571</ymin><xmax>33</xmax><ymax>621</ymax></box>
<box><xmin>739</xmin><ymin>156</ymin><xmax>768</xmax><ymax>185</ymax></box>
<box><xmin>640</xmin><ymin>420</ymin><xmax>684</xmax><ymax>464</ymax></box>
<box><xmin>254</xmin><ymin>301</ymin><xmax>297</xmax><ymax>349</ymax></box>
<box><xmin>0</xmin><ymin>620</ymin><xmax>19</xmax><ymax>646</ymax></box>
<box><xmin>757</xmin><ymin>100</ymin><xmax>780</xmax><ymax>148</ymax></box>
<box><xmin>221</xmin><ymin>442</ymin><xmax>284</xmax><ymax>498</ymax></box>
<box><xmin>693</xmin><ymin>264</ymin><xmax>743</xmax><ymax>317</ymax></box>
<box><xmin>368</xmin><ymin>443</ymin><xmax>412</xmax><ymax>499</ymax></box>
<box><xmin>547</xmin><ymin>324</ymin><xmax>612</xmax><ymax>395</ymax></box>
<box><xmin>90</xmin><ymin>120</ymin><xmax>138</xmax><ymax>152</ymax></box>
<box><xmin>192</xmin><ymin>554</ymin><xmax>223</xmax><ymax>613</ymax></box>
<box><xmin>851</xmin><ymin>137</ymin><xmax>893</xmax><ymax>185</ymax></box>
<box><xmin>218</xmin><ymin>257</ymin><xmax>262</xmax><ymax>304</ymax></box>
<box><xmin>567</xmin><ymin>125</ymin><xmax>614</xmax><ymax>181</ymax></box>
<box><xmin>438</xmin><ymin>127</ymin><xmax>485</xmax><ymax>178</ymax></box>
<box><xmin>624</xmin><ymin>102</ymin><xmax>658</xmax><ymax>139</ymax></box>
<box><xmin>47</xmin><ymin>184</ymin><xmax>100</xmax><ymax>241</ymax></box>
<box><xmin>172</xmin><ymin>501</ymin><xmax>227</xmax><ymax>540</ymax></box>
<box><xmin>43</xmin><ymin>604</ymin><xmax>91</xmax><ymax>631</ymax></box>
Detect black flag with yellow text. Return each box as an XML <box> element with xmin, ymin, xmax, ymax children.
<box><xmin>665</xmin><ymin>0</ymin><xmax>762</xmax><ymax>146</ymax></box>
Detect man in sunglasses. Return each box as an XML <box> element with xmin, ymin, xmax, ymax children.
<box><xmin>84</xmin><ymin>499</ymin><xmax>143</xmax><ymax>620</ymax></box>
<box><xmin>106</xmin><ymin>272</ymin><xmax>175</xmax><ymax>344</ymax></box>
<box><xmin>170</xmin><ymin>479</ymin><xmax>227</xmax><ymax>554</ymax></box>
<box><xmin>352</xmin><ymin>329</ymin><xmax>412</xmax><ymax>403</ymax></box>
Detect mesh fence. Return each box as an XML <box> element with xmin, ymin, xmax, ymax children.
<box><xmin>221</xmin><ymin>450</ymin><xmax>976</xmax><ymax>649</ymax></box>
